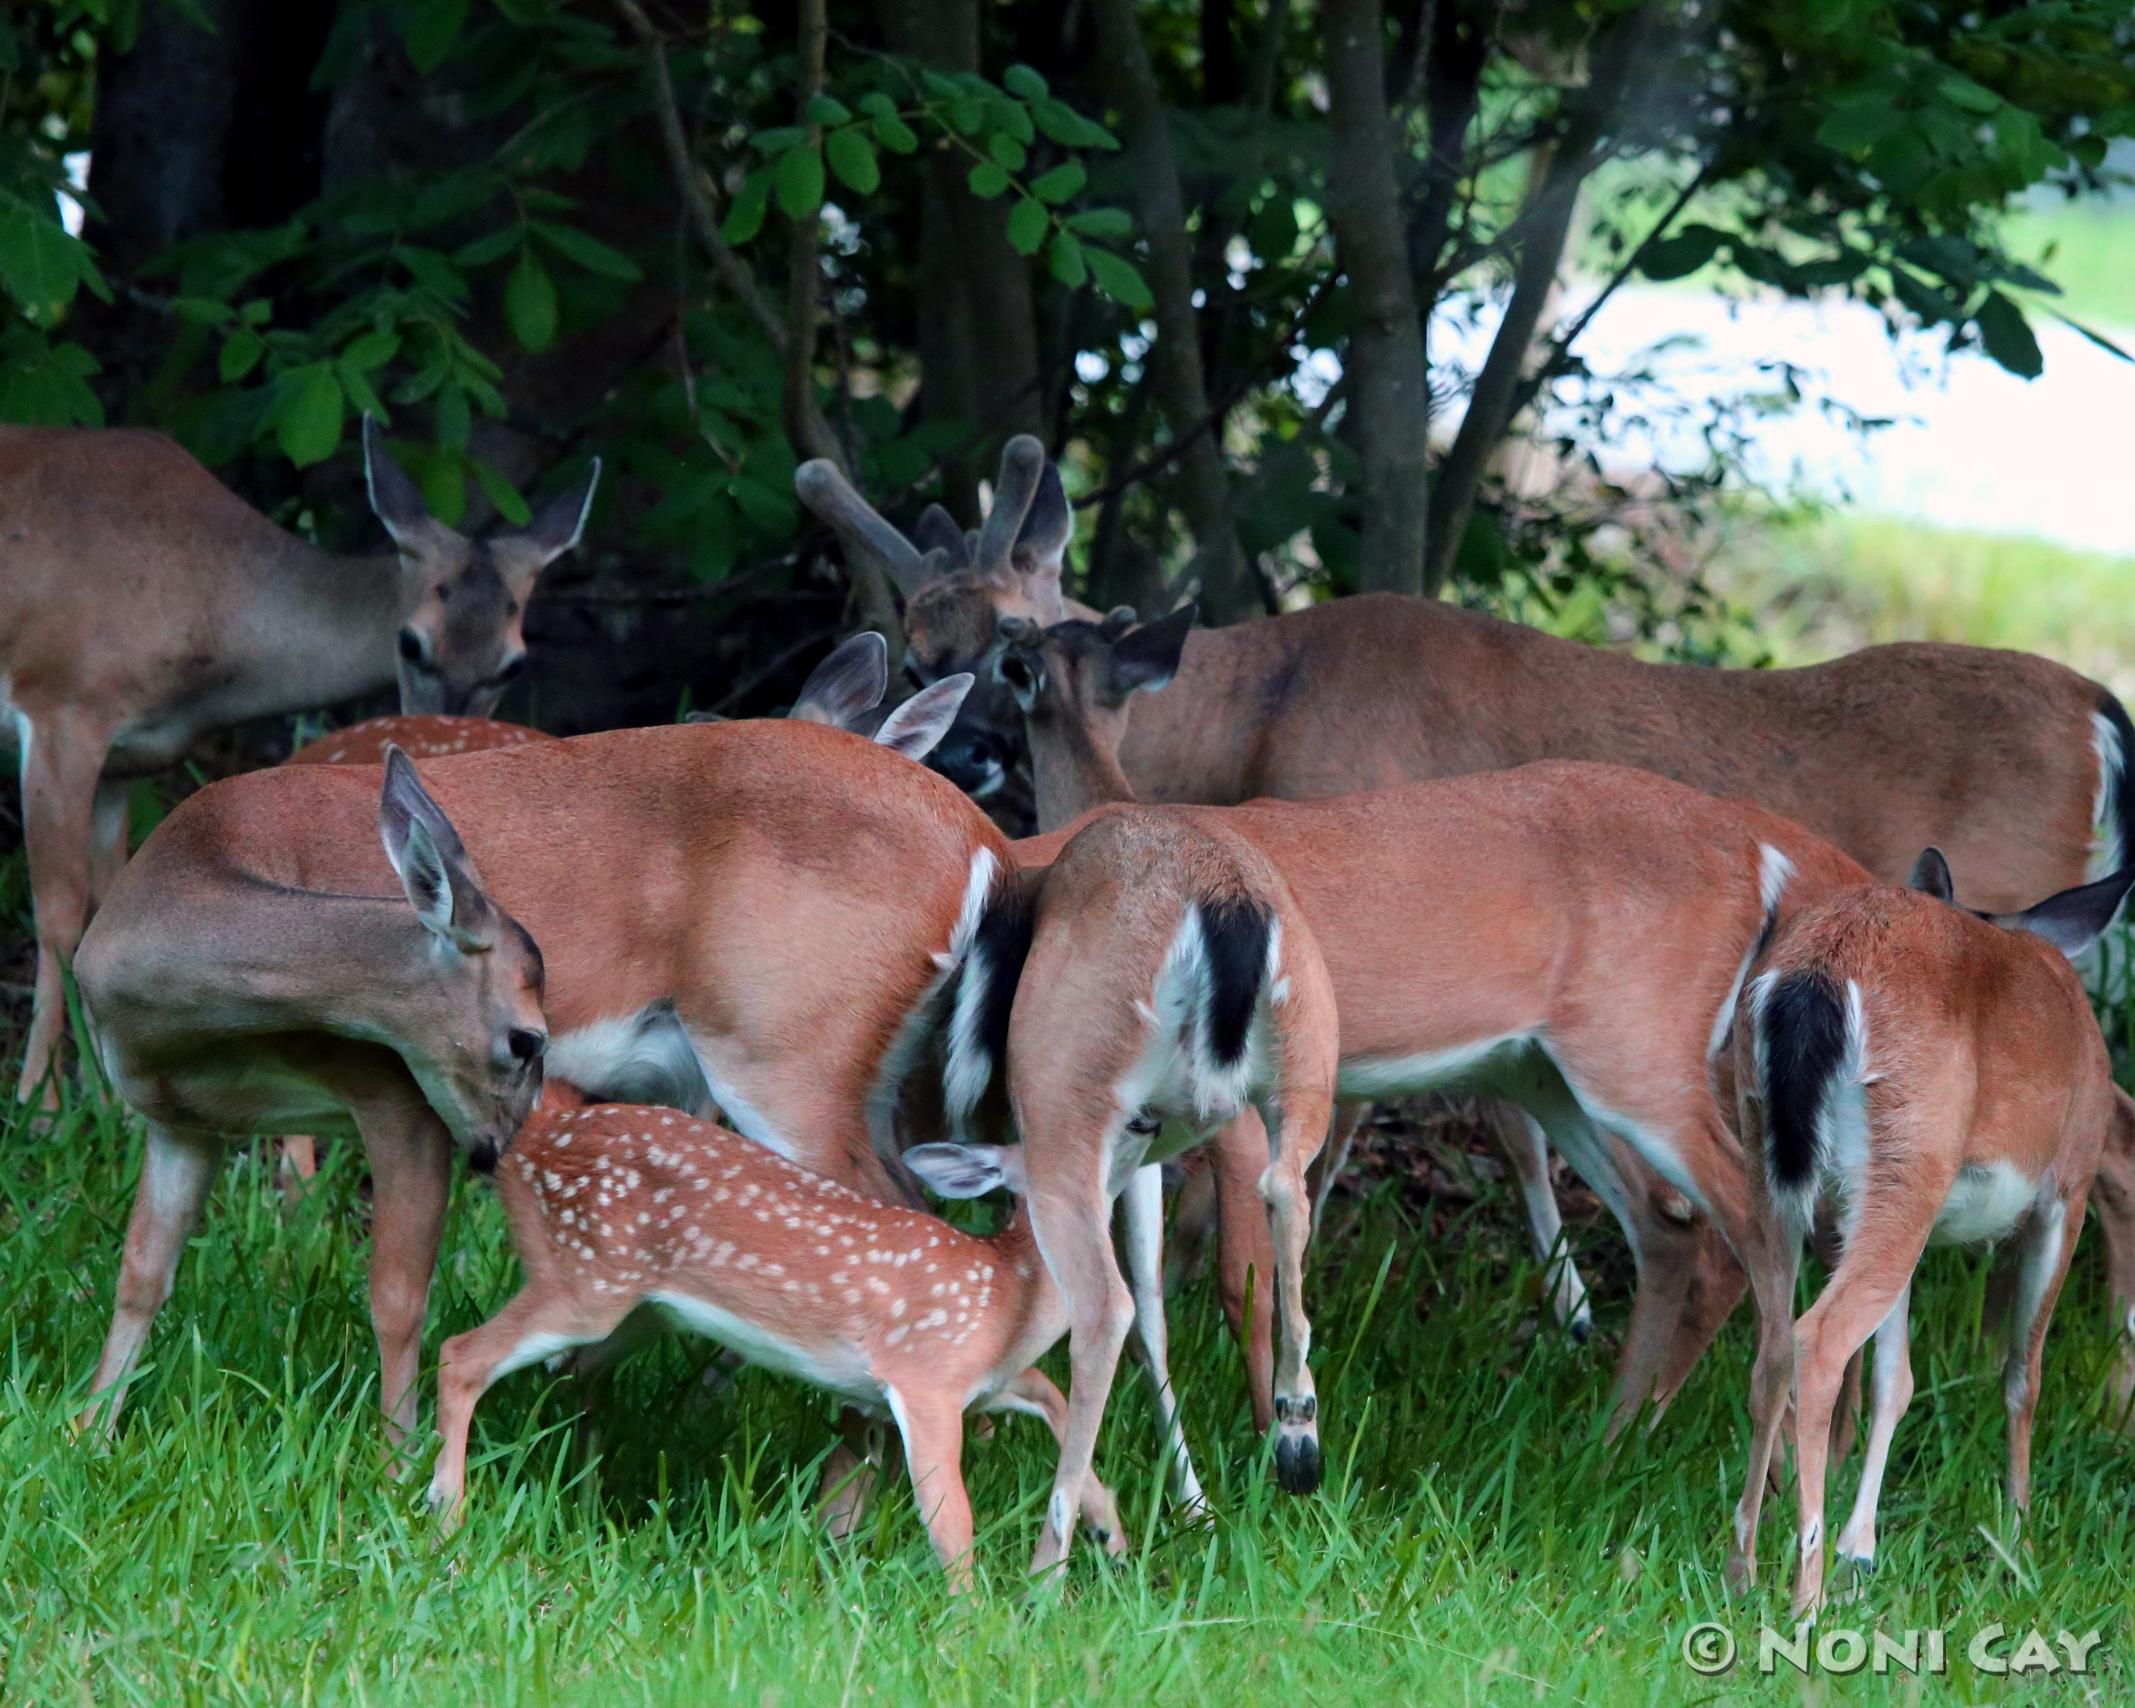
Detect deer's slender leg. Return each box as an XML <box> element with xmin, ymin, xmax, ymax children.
<box><xmin>1725</xmin><ymin>1212</ymin><xmax>1801</xmax><ymax>1596</ymax></box>
<box><xmin>79</xmin><ymin>1123</ymin><xmax>223</xmax><ymax>1434</ymax></box>
<box><xmin>1832</xmin><ymin>1284</ymin><xmax>1913</xmax><ymax>1574</ymax></box>
<box><xmin>2003</xmin><ymin>1191</ymin><xmax>2084</xmax><ymax>1517</ymax></box>
<box><xmin>1257</xmin><ymin>1078</ymin><xmax>1335</xmax><ymax>1496</ymax></box>
<box><xmin>354</xmin><ymin>1100</ymin><xmax>455</xmax><ymax>1452</ymax></box>
<box><xmin>1119</xmin><ymin>1162</ymin><xmax>1207</xmax><ymax>1515</ymax></box>
<box><xmin>987</xmin><ymin>1367</ymin><xmax>1129</xmax><ymax>1553</ymax></box>
<box><xmin>85</xmin><ymin>774</ymin><xmax>131</xmax><ymax>920</ymax></box>
<box><xmin>1785</xmin><ymin>1192</ymin><xmax>1940</xmax><ymax>1620</ymax></box>
<box><xmin>1210</xmin><ymin>1108</ymin><xmax>1277</xmax><ymax>1431</ymax></box>
<box><xmin>888</xmin><ymin>1388</ymin><xmax>975</xmax><ymax>1592</ymax></box>
<box><xmin>1482</xmin><ymin>1098</ymin><xmax>1593</xmax><ymax>1342</ymax></box>
<box><xmin>18</xmin><ymin>707</ymin><xmax>115</xmax><ymax>1102</ymax></box>
<box><xmin>1024</xmin><ymin>1128</ymin><xmax>1135</xmax><ymax>1579</ymax></box>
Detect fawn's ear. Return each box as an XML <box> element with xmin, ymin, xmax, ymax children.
<box><xmin>873</xmin><ymin>675</ymin><xmax>972</xmax><ymax>761</ymax></box>
<box><xmin>1907</xmin><ymin>846</ymin><xmax>1955</xmax><ymax>903</ymax></box>
<box><xmin>904</xmin><ymin>1142</ymin><xmax>1026</xmax><ymax>1198</ymax></box>
<box><xmin>1105</xmin><ymin>603</ymin><xmax>1197</xmax><ymax>702</ymax></box>
<box><xmin>1992</xmin><ymin>866</ymin><xmax>2135</xmax><ymax>960</ymax></box>
<box><xmin>789</xmin><ymin>632</ymin><xmax>890</xmax><ymax>728</ymax></box>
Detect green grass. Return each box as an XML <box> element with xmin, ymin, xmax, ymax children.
<box><xmin>2001</xmin><ymin>202</ymin><xmax>2135</xmax><ymax>335</ymax></box>
<box><xmin>1716</xmin><ymin>511</ymin><xmax>2135</xmax><ymax>692</ymax></box>
<box><xmin>3</xmin><ymin>1071</ymin><xmax>2131</xmax><ymax>1707</ymax></box>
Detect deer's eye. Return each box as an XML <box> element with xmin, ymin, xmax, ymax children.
<box><xmin>507</xmin><ymin>1028</ymin><xmax>546</xmax><ymax>1064</ymax></box>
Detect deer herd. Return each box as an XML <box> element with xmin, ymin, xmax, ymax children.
<box><xmin>4</xmin><ymin>418</ymin><xmax>2133</xmax><ymax>1616</ymax></box>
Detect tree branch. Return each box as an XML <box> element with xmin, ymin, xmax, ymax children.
<box><xmin>1421</xmin><ymin>7</ymin><xmax>1654</xmax><ymax>591</ymax></box>
<box><xmin>1090</xmin><ymin>0</ymin><xmax>1255</xmax><ymax>619</ymax></box>
<box><xmin>1322</xmin><ymin>0</ymin><xmax>1432</xmax><ymax>596</ymax></box>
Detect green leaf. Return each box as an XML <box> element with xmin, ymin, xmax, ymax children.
<box><xmin>1637</xmin><ymin>225</ymin><xmax>1723</xmax><ymax>282</ymax></box>
<box><xmin>1815</xmin><ymin>104</ymin><xmax>1903</xmax><ymax>155</ymax></box>
<box><xmin>803</xmin><ymin>94</ymin><xmax>853</xmax><ymax>126</ymax></box>
<box><xmin>1032</xmin><ymin>97</ymin><xmax>1119</xmax><ymax>151</ymax></box>
<box><xmin>1065</xmin><ymin>207</ymin><xmax>1134</xmax><ymax>239</ymax></box>
<box><xmin>0</xmin><ymin>196</ymin><xmax>106</xmax><ymax>314</ymax></box>
<box><xmin>723</xmin><ymin>172</ymin><xmax>771</xmax><ymax>246</ymax></box>
<box><xmin>275</xmin><ymin>364</ymin><xmax>345</xmax><ymax>467</ymax></box>
<box><xmin>947</xmin><ymin>98</ymin><xmax>988</xmax><ymax>136</ymax></box>
<box><xmin>1029</xmin><ymin>161</ymin><xmax>1086</xmax><ymax>205</ymax></box>
<box><xmin>988</xmin><ymin>132</ymin><xmax>1028</xmax><ymax>173</ymax></box>
<box><xmin>858</xmin><ymin>92</ymin><xmax>898</xmax><ymax>120</ymax></box>
<box><xmin>504</xmin><ymin>249</ymin><xmax>559</xmax><ymax>352</ymax></box>
<box><xmin>471</xmin><ymin>456</ymin><xmax>532</xmax><ymax>527</ymax></box>
<box><xmin>452</xmin><ymin>225</ymin><xmax>523</xmax><ymax>268</ymax></box>
<box><xmin>340</xmin><ymin>329</ymin><xmax>401</xmax><ymax>371</ymax></box>
<box><xmin>872</xmin><ymin>113</ymin><xmax>919</xmax><ymax>155</ymax></box>
<box><xmin>1006</xmin><ymin>196</ymin><xmax>1049</xmax><ymax>257</ymax></box>
<box><xmin>398</xmin><ymin>246</ymin><xmax>468</xmax><ymax>304</ymax></box>
<box><xmin>533</xmin><ymin>222</ymin><xmax>644</xmax><ymax>281</ymax></box>
<box><xmin>825</xmin><ymin>130</ymin><xmax>881</xmax><ymax>195</ymax></box>
<box><xmin>1085</xmin><ymin>247</ymin><xmax>1150</xmax><ymax>310</ymax></box>
<box><xmin>218</xmin><ymin>328</ymin><xmax>265</xmax><ymax>383</ymax></box>
<box><xmin>775</xmin><ymin>145</ymin><xmax>825</xmax><ymax>220</ymax></box>
<box><xmin>1003</xmin><ymin>64</ymin><xmax>1049</xmax><ymax>100</ymax></box>
<box><xmin>400</xmin><ymin>0</ymin><xmax>469</xmax><ymax>74</ymax></box>
<box><xmin>1048</xmin><ymin>231</ymin><xmax>1087</xmax><ymax>288</ymax></box>
<box><xmin>750</xmin><ymin>126</ymin><xmax>810</xmax><ymax>156</ymax></box>
<box><xmin>968</xmin><ymin>161</ymin><xmax>1012</xmax><ymax>199</ymax></box>
<box><xmin>1975</xmin><ymin>291</ymin><xmax>2042</xmax><ymax>380</ymax></box>
<box><xmin>336</xmin><ymin>363</ymin><xmax>388</xmax><ymax>423</ymax></box>
<box><xmin>1939</xmin><ymin>75</ymin><xmax>2001</xmax><ymax>115</ymax></box>
<box><xmin>436</xmin><ymin>384</ymin><xmax>472</xmax><ymax>451</ymax></box>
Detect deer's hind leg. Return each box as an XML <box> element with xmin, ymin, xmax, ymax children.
<box><xmin>17</xmin><ymin>706</ymin><xmax>116</xmax><ymax>1103</ymax></box>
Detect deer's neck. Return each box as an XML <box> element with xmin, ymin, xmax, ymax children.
<box><xmin>1029</xmin><ymin>716</ymin><xmax>1137</xmax><ymax>831</ymax></box>
<box><xmin>980</xmin><ymin>1211</ymin><xmax>1069</xmax><ymax>1357</ymax></box>
<box><xmin>219</xmin><ymin>531</ymin><xmax>413</xmax><ymax>721</ymax></box>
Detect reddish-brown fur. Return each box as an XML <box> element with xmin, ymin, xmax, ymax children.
<box><xmin>1</xmin><ymin>421</ymin><xmax>593</xmax><ymax>1099</ymax></box>
<box><xmin>75</xmin><ymin>719</ymin><xmax>1006</xmax><ymax>1443</ymax></box>
<box><xmin>1726</xmin><ymin>882</ymin><xmax>2119</xmax><ymax>1616</ymax></box>
<box><xmin>432</xmin><ymin>1102</ymin><xmax>1126</xmax><ymax>1588</ymax></box>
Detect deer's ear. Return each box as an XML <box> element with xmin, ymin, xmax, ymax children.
<box><xmin>904</xmin><ymin>1141</ymin><xmax>1025</xmax><ymax>1198</ymax></box>
<box><xmin>1106</xmin><ymin>603</ymin><xmax>1196</xmax><ymax>701</ymax></box>
<box><xmin>873</xmin><ymin>675</ymin><xmax>972</xmax><ymax>761</ymax></box>
<box><xmin>911</xmin><ymin>504</ymin><xmax>970</xmax><ymax>570</ymax></box>
<box><xmin>789</xmin><ymin>632</ymin><xmax>889</xmax><ymax>729</ymax></box>
<box><xmin>378</xmin><ymin>746</ymin><xmax>496</xmax><ymax>952</ymax></box>
<box><xmin>511</xmin><ymin>458</ymin><xmax>601</xmax><ymax>566</ymax></box>
<box><xmin>364</xmin><ymin>416</ymin><xmax>434</xmax><ymax>549</ymax></box>
<box><xmin>1992</xmin><ymin>866</ymin><xmax>2135</xmax><ymax>960</ymax></box>
<box><xmin>1907</xmin><ymin>847</ymin><xmax>1955</xmax><ymax>904</ymax></box>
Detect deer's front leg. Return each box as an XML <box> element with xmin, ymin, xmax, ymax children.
<box><xmin>355</xmin><ymin>1100</ymin><xmax>455</xmax><ymax>1454</ymax></box>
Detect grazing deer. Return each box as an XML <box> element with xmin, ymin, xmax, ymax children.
<box><xmin>430</xmin><ymin>1094</ymin><xmax>1128</xmax><ymax>1590</ymax></box>
<box><xmin>269</xmin><ymin>641</ymin><xmax>972</xmax><ymax>1199</ymax></box>
<box><xmin>74</xmin><ymin>748</ymin><xmax>550</xmax><ymax>1432</ymax></box>
<box><xmin>74</xmin><ymin>714</ymin><xmax>1006</xmax><ymax>1449</ymax></box>
<box><xmin>799</xmin><ymin>455</ymin><xmax>1599</xmax><ymax>1368</ymax></box>
<box><xmin>1725</xmin><ymin>851</ymin><xmax>2135</xmax><ymax>1618</ymax></box>
<box><xmin>974</xmin><ymin>805</ymin><xmax>1341</xmax><ymax>1577</ymax></box>
<box><xmin>1</xmin><ymin>418</ymin><xmax>599</xmax><ymax>1101</ymax></box>
<box><xmin>973</xmin><ymin>611</ymin><xmax>1877</xmax><ymax>1438</ymax></box>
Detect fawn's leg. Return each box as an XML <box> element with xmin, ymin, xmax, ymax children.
<box><xmin>80</xmin><ymin>1124</ymin><xmax>223</xmax><ymax>1435</ymax></box>
<box><xmin>889</xmin><ymin>1389</ymin><xmax>976</xmax><ymax>1592</ymax></box>
<box><xmin>1120</xmin><ymin>1161</ymin><xmax>1208</xmax><ymax>1515</ymax></box>
<box><xmin>1024</xmin><ymin>1132</ymin><xmax>1135</xmax><ymax>1579</ymax></box>
<box><xmin>431</xmin><ymin>1288</ymin><xmax>628</xmax><ymax>1522</ymax></box>
<box><xmin>1305</xmin><ymin>1101</ymin><xmax>1367</xmax><ymax>1242</ymax></box>
<box><xmin>1832</xmin><ymin>1283</ymin><xmax>1913</xmax><ymax>1574</ymax></box>
<box><xmin>1724</xmin><ymin>1211</ymin><xmax>1801</xmax><ymax>1596</ymax></box>
<box><xmin>989</xmin><ymin>1366</ymin><xmax>1129</xmax><ymax>1554</ymax></box>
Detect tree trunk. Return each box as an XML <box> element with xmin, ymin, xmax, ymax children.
<box><xmin>1321</xmin><ymin>0</ymin><xmax>1431</xmax><ymax>598</ymax></box>
<box><xmin>1090</xmin><ymin>0</ymin><xmax>1255</xmax><ymax>621</ymax></box>
<box><xmin>877</xmin><ymin>0</ymin><xmax>1043</xmax><ymax>514</ymax></box>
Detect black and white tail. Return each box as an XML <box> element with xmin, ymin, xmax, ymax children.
<box><xmin>1752</xmin><ymin>968</ymin><xmax>1867</xmax><ymax>1218</ymax></box>
<box><xmin>940</xmin><ymin>866</ymin><xmax>1040</xmax><ymax>1137</ymax></box>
